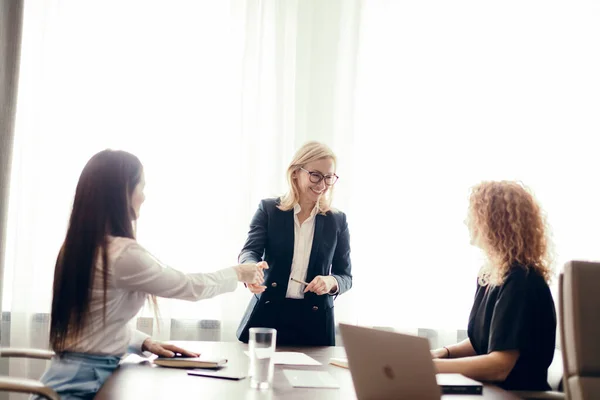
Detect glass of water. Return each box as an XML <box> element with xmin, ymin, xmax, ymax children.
<box><xmin>248</xmin><ymin>327</ymin><xmax>277</xmax><ymax>389</ymax></box>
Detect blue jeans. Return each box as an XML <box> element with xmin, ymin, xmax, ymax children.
<box><xmin>32</xmin><ymin>352</ymin><xmax>121</xmax><ymax>400</ymax></box>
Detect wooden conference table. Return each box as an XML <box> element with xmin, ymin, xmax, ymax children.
<box><xmin>95</xmin><ymin>341</ymin><xmax>521</xmax><ymax>400</ymax></box>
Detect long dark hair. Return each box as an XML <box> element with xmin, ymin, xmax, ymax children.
<box><xmin>50</xmin><ymin>149</ymin><xmax>143</xmax><ymax>352</ymax></box>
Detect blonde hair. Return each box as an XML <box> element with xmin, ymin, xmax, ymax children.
<box><xmin>279</xmin><ymin>141</ymin><xmax>337</xmax><ymax>214</ymax></box>
<box><xmin>469</xmin><ymin>181</ymin><xmax>553</xmax><ymax>286</ymax></box>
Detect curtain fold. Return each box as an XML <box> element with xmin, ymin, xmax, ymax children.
<box><xmin>0</xmin><ymin>2</ymin><xmax>26</xmax><ymax>398</ymax></box>
<box><xmin>0</xmin><ymin>0</ymin><xmax>24</xmax><ymax>327</ymax></box>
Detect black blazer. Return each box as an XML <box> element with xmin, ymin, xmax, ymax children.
<box><xmin>236</xmin><ymin>198</ymin><xmax>352</xmax><ymax>345</ymax></box>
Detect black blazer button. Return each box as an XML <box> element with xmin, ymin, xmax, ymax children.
<box><xmin>271</xmin><ymin>282</ymin><xmax>278</xmax><ymax>288</ymax></box>
<box><xmin>312</xmin><ymin>306</ymin><xmax>319</xmax><ymax>311</ymax></box>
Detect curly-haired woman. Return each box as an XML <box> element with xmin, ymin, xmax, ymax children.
<box><xmin>430</xmin><ymin>181</ymin><xmax>556</xmax><ymax>391</ymax></box>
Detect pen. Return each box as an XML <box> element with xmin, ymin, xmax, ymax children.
<box><xmin>290</xmin><ymin>277</ymin><xmax>310</xmax><ymax>286</ymax></box>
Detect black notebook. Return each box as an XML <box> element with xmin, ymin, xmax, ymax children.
<box><xmin>187</xmin><ymin>367</ymin><xmax>248</xmax><ymax>380</ymax></box>
<box><xmin>436</xmin><ymin>373</ymin><xmax>483</xmax><ymax>395</ymax></box>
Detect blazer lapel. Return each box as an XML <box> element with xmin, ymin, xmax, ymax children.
<box><xmin>280</xmin><ymin>209</ymin><xmax>296</xmax><ymax>278</ymax></box>
<box><xmin>306</xmin><ymin>213</ymin><xmax>324</xmax><ymax>280</ymax></box>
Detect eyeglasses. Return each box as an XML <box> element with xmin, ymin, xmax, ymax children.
<box><xmin>299</xmin><ymin>168</ymin><xmax>339</xmax><ymax>186</ymax></box>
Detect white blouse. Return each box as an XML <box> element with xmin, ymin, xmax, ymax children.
<box><xmin>285</xmin><ymin>204</ymin><xmax>319</xmax><ymax>298</ymax></box>
<box><xmin>65</xmin><ymin>236</ymin><xmax>238</xmax><ymax>356</ymax></box>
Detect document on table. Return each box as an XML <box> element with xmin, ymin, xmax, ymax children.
<box><xmin>244</xmin><ymin>351</ymin><xmax>321</xmax><ymax>366</ymax></box>
<box><xmin>283</xmin><ymin>370</ymin><xmax>340</xmax><ymax>389</ymax></box>
<box><xmin>120</xmin><ymin>354</ymin><xmax>153</xmax><ymax>364</ymax></box>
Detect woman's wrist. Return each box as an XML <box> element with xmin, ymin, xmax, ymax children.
<box><xmin>443</xmin><ymin>346</ymin><xmax>451</xmax><ymax>359</ymax></box>
<box><xmin>141</xmin><ymin>338</ymin><xmax>153</xmax><ymax>352</ymax></box>
<box><xmin>432</xmin><ymin>348</ymin><xmax>448</xmax><ymax>359</ymax></box>
<box><xmin>233</xmin><ymin>265</ymin><xmax>242</xmax><ymax>281</ymax></box>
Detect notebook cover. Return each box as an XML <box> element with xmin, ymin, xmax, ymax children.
<box><xmin>436</xmin><ymin>373</ymin><xmax>483</xmax><ymax>395</ymax></box>
<box><xmin>153</xmin><ymin>357</ymin><xmax>227</xmax><ymax>369</ymax></box>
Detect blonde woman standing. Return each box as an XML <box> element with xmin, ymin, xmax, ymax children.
<box><xmin>431</xmin><ymin>181</ymin><xmax>556</xmax><ymax>391</ymax></box>
<box><xmin>236</xmin><ymin>141</ymin><xmax>352</xmax><ymax>346</ymax></box>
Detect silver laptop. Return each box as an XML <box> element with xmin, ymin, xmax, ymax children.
<box><xmin>339</xmin><ymin>323</ymin><xmax>442</xmax><ymax>400</ymax></box>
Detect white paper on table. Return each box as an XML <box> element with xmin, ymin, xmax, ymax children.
<box><xmin>251</xmin><ymin>348</ymin><xmax>275</xmax><ymax>359</ymax></box>
<box><xmin>120</xmin><ymin>354</ymin><xmax>153</xmax><ymax>365</ymax></box>
<box><xmin>283</xmin><ymin>370</ymin><xmax>340</xmax><ymax>388</ymax></box>
<box><xmin>244</xmin><ymin>351</ymin><xmax>322</xmax><ymax>366</ymax></box>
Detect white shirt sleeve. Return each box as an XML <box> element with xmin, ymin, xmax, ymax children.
<box><xmin>328</xmin><ymin>276</ymin><xmax>340</xmax><ymax>295</ymax></box>
<box><xmin>113</xmin><ymin>243</ymin><xmax>239</xmax><ymax>301</ymax></box>
<box><xmin>128</xmin><ymin>326</ymin><xmax>150</xmax><ymax>355</ymax></box>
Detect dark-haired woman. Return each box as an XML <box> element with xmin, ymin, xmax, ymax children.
<box><xmin>34</xmin><ymin>149</ymin><xmax>265</xmax><ymax>399</ymax></box>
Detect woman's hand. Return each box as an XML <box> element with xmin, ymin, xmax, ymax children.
<box><xmin>234</xmin><ymin>262</ymin><xmax>268</xmax><ymax>285</ymax></box>
<box><xmin>431</xmin><ymin>348</ymin><xmax>449</xmax><ymax>359</ymax></box>
<box><xmin>246</xmin><ymin>261</ymin><xmax>268</xmax><ymax>294</ymax></box>
<box><xmin>142</xmin><ymin>338</ymin><xmax>199</xmax><ymax>358</ymax></box>
<box><xmin>304</xmin><ymin>275</ymin><xmax>338</xmax><ymax>295</ymax></box>
<box><xmin>247</xmin><ymin>283</ymin><xmax>266</xmax><ymax>294</ymax></box>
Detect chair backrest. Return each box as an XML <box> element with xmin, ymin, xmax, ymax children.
<box><xmin>560</xmin><ymin>261</ymin><xmax>600</xmax><ymax>400</ymax></box>
<box><xmin>0</xmin><ymin>347</ymin><xmax>57</xmax><ymax>399</ymax></box>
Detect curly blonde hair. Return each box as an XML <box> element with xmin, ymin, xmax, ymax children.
<box><xmin>468</xmin><ymin>181</ymin><xmax>553</xmax><ymax>286</ymax></box>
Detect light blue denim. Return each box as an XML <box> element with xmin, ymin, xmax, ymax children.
<box><xmin>31</xmin><ymin>352</ymin><xmax>121</xmax><ymax>400</ymax></box>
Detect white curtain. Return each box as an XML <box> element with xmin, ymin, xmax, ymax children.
<box><xmin>3</xmin><ymin>0</ymin><xmax>600</xmax><ymax>389</ymax></box>
<box><xmin>1</xmin><ymin>0</ymin><xmax>361</xmax><ymax>385</ymax></box>
<box><xmin>351</xmin><ymin>0</ymin><xmax>600</xmax><ymax>331</ymax></box>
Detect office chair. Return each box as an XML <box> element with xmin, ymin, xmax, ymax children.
<box><xmin>559</xmin><ymin>261</ymin><xmax>600</xmax><ymax>400</ymax></box>
<box><xmin>0</xmin><ymin>347</ymin><xmax>58</xmax><ymax>400</ymax></box>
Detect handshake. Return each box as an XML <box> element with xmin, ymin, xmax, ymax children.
<box><xmin>233</xmin><ymin>261</ymin><xmax>268</xmax><ymax>285</ymax></box>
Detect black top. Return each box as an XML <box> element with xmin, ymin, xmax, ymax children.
<box><xmin>467</xmin><ymin>265</ymin><xmax>557</xmax><ymax>391</ymax></box>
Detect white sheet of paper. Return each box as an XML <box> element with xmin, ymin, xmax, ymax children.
<box><xmin>244</xmin><ymin>351</ymin><xmax>322</xmax><ymax>366</ymax></box>
<box><xmin>283</xmin><ymin>370</ymin><xmax>340</xmax><ymax>389</ymax></box>
<box><xmin>252</xmin><ymin>348</ymin><xmax>274</xmax><ymax>359</ymax></box>
<box><xmin>120</xmin><ymin>354</ymin><xmax>153</xmax><ymax>364</ymax></box>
